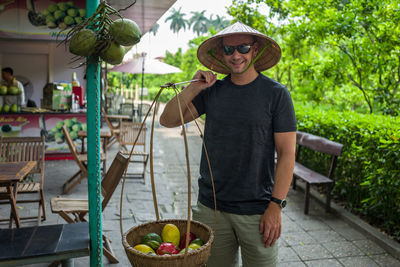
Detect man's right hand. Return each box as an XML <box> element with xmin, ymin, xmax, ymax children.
<box><xmin>160</xmin><ymin>70</ymin><xmax>216</xmax><ymax>128</ymax></box>
<box><xmin>189</xmin><ymin>70</ymin><xmax>217</xmax><ymax>91</ymax></box>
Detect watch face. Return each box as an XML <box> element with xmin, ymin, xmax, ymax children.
<box><xmin>281</xmin><ymin>199</ymin><xmax>287</xmax><ymax>208</ymax></box>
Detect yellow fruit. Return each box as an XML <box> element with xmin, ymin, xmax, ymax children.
<box><xmin>133</xmin><ymin>244</ymin><xmax>156</xmax><ymax>255</ymax></box>
<box><xmin>188</xmin><ymin>243</ymin><xmax>201</xmax><ymax>250</ymax></box>
<box><xmin>161</xmin><ymin>224</ymin><xmax>180</xmax><ymax>247</ymax></box>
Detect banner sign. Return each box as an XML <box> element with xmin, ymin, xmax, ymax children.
<box><xmin>0</xmin><ymin>0</ymin><xmax>86</xmax><ymax>40</ymax></box>
<box><xmin>0</xmin><ymin>113</ymin><xmax>86</xmax><ymax>158</ymax></box>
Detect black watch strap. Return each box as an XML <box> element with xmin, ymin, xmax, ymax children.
<box><xmin>270</xmin><ymin>197</ymin><xmax>287</xmax><ymax>208</ymax></box>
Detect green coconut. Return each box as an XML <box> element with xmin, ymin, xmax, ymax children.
<box><xmin>69</xmin><ymin>29</ymin><xmax>97</xmax><ymax>57</ymax></box>
<box><xmin>109</xmin><ymin>18</ymin><xmax>141</xmax><ymax>46</ymax></box>
<box><xmin>100</xmin><ymin>41</ymin><xmax>126</xmax><ymax>65</ymax></box>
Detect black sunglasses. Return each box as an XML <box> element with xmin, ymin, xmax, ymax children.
<box><xmin>222</xmin><ymin>43</ymin><xmax>254</xmax><ymax>55</ymax></box>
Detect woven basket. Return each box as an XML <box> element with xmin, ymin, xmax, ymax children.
<box><xmin>123</xmin><ymin>219</ymin><xmax>214</xmax><ymax>267</ymax></box>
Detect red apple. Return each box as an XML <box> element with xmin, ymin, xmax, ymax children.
<box><xmin>156</xmin><ymin>242</ymin><xmax>180</xmax><ymax>255</ymax></box>
<box><xmin>179</xmin><ymin>232</ymin><xmax>196</xmax><ymax>249</ymax></box>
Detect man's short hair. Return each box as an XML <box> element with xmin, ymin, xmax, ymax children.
<box><xmin>2</xmin><ymin>67</ymin><xmax>13</xmax><ymax>75</ymax></box>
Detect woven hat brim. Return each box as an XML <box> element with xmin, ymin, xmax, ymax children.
<box><xmin>197</xmin><ymin>32</ymin><xmax>281</xmax><ymax>74</ymax></box>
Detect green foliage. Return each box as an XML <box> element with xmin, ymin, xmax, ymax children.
<box><xmin>295</xmin><ymin>103</ymin><xmax>400</xmax><ymax>241</ymax></box>
<box><xmin>229</xmin><ymin>0</ymin><xmax>400</xmax><ymax>115</ymax></box>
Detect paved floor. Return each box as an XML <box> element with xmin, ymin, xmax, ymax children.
<box><xmin>1</xmin><ymin>116</ymin><xmax>399</xmax><ymax>267</ymax></box>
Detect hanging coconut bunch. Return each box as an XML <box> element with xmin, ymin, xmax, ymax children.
<box><xmin>62</xmin><ymin>0</ymin><xmax>141</xmax><ymax>66</ymax></box>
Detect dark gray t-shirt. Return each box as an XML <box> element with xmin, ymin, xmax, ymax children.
<box><xmin>192</xmin><ymin>74</ymin><xmax>297</xmax><ymax>215</ymax></box>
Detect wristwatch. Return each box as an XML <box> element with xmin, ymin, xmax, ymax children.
<box><xmin>270</xmin><ymin>197</ymin><xmax>287</xmax><ymax>209</ymax></box>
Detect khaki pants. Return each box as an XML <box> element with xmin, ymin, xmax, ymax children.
<box><xmin>192</xmin><ymin>202</ymin><xmax>278</xmax><ymax>267</ymax></box>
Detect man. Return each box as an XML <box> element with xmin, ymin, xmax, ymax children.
<box><xmin>1</xmin><ymin>67</ymin><xmax>26</xmax><ymax>107</ymax></box>
<box><xmin>160</xmin><ymin>21</ymin><xmax>296</xmax><ymax>267</ymax></box>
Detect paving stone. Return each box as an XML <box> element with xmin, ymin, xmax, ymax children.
<box><xmin>339</xmin><ymin>256</ymin><xmax>379</xmax><ymax>266</ymax></box>
<box><xmin>282</xmin><ymin>230</ymin><xmax>317</xmax><ymax>246</ymax></box>
<box><xmin>291</xmin><ymin>244</ymin><xmax>333</xmax><ymax>261</ymax></box>
<box><xmin>277</xmin><ymin>262</ymin><xmax>307</xmax><ymax>267</ymax></box>
<box><xmin>370</xmin><ymin>253</ymin><xmax>400</xmax><ymax>267</ymax></box>
<box><xmin>278</xmin><ymin>246</ymin><xmax>301</xmax><ymax>262</ymax></box>
<box><xmin>318</xmin><ymin>214</ymin><xmax>351</xmax><ymax>229</ymax></box>
<box><xmin>322</xmin><ymin>241</ymin><xmax>365</xmax><ymax>257</ymax></box>
<box><xmin>334</xmin><ymin>226</ymin><xmax>367</xmax><ymax>241</ymax></box>
<box><xmin>284</xmin><ymin>210</ymin><xmax>315</xmax><ymax>222</ymax></box>
<box><xmin>304</xmin><ymin>258</ymin><xmax>344</xmax><ymax>267</ymax></box>
<box><xmin>295</xmin><ymin>218</ymin><xmax>331</xmax><ymax>232</ymax></box>
<box><xmin>282</xmin><ymin>216</ymin><xmax>302</xmax><ymax>233</ymax></box>
<box><xmin>352</xmin><ymin>239</ymin><xmax>386</xmax><ymax>255</ymax></box>
<box><xmin>279</xmin><ymin>238</ymin><xmax>289</xmax><ymax>247</ymax></box>
<box><xmin>308</xmin><ymin>230</ymin><xmax>346</xmax><ymax>243</ymax></box>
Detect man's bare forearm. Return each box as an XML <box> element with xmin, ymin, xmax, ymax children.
<box><xmin>159</xmin><ymin>84</ymin><xmax>202</xmax><ymax>127</ymax></box>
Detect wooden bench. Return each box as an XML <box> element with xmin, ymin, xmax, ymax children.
<box><xmin>293</xmin><ymin>131</ymin><xmax>343</xmax><ymax>214</ymax></box>
<box><xmin>0</xmin><ymin>222</ymin><xmax>89</xmax><ymax>266</ymax></box>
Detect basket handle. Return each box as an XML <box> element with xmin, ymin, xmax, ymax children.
<box><xmin>119</xmin><ymin>88</ymin><xmax>164</xmax><ymax>236</ymax></box>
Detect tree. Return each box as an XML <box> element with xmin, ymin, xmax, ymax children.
<box><xmin>149</xmin><ymin>23</ymin><xmax>159</xmax><ymax>36</ymax></box>
<box><xmin>208</xmin><ymin>14</ymin><xmax>231</xmax><ymax>30</ymax></box>
<box><xmin>165</xmin><ymin>7</ymin><xmax>188</xmax><ymax>35</ymax></box>
<box><xmin>229</xmin><ymin>0</ymin><xmax>400</xmax><ymax>115</ymax></box>
<box><xmin>189</xmin><ymin>10</ymin><xmax>209</xmax><ymax>36</ymax></box>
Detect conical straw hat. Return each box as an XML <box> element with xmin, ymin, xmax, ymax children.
<box><xmin>197</xmin><ymin>21</ymin><xmax>281</xmax><ymax>74</ymax></box>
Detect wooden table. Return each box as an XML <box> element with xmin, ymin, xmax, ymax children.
<box><xmin>104</xmin><ymin>114</ymin><xmax>131</xmax><ymax>121</ymax></box>
<box><xmin>78</xmin><ymin>130</ymin><xmax>112</xmax><ymax>154</ymax></box>
<box><xmin>0</xmin><ymin>162</ymin><xmax>37</xmax><ymax>228</ymax></box>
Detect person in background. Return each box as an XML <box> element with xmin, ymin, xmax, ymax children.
<box><xmin>1</xmin><ymin>67</ymin><xmax>26</xmax><ymax>107</ymax></box>
<box><xmin>160</xmin><ymin>21</ymin><xmax>296</xmax><ymax>267</ymax></box>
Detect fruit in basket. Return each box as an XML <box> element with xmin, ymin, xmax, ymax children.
<box><xmin>179</xmin><ymin>232</ymin><xmax>196</xmax><ymax>249</ymax></box>
<box><xmin>161</xmin><ymin>224</ymin><xmax>180</xmax><ymax>247</ymax></box>
<box><xmin>191</xmin><ymin>238</ymin><xmax>204</xmax><ymax>246</ymax></box>
<box><xmin>178</xmin><ymin>247</ymin><xmax>194</xmax><ymax>254</ymax></box>
<box><xmin>156</xmin><ymin>242</ymin><xmax>180</xmax><ymax>255</ymax></box>
<box><xmin>141</xmin><ymin>233</ymin><xmax>162</xmax><ymax>250</ymax></box>
<box><xmin>0</xmin><ymin>85</ymin><xmax>7</xmax><ymax>95</ymax></box>
<box><xmin>188</xmin><ymin>243</ymin><xmax>201</xmax><ymax>250</ymax></box>
<box><xmin>133</xmin><ymin>244</ymin><xmax>156</xmax><ymax>255</ymax></box>
<box><xmin>110</xmin><ymin>18</ymin><xmax>142</xmax><ymax>46</ymax></box>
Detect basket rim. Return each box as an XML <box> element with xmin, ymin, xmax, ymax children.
<box><xmin>122</xmin><ymin>219</ymin><xmax>214</xmax><ymax>260</ymax></box>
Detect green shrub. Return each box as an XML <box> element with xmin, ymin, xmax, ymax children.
<box><xmin>295</xmin><ymin>103</ymin><xmax>400</xmax><ymax>241</ymax></box>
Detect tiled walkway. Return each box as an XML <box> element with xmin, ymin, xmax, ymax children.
<box><xmin>1</xmin><ymin>117</ymin><xmax>399</xmax><ymax>267</ymax></box>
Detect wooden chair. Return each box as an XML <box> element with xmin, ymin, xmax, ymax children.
<box><xmin>120</xmin><ymin>102</ymin><xmax>136</xmax><ymax>118</ymax></box>
<box><xmin>0</xmin><ymin>136</ymin><xmax>46</xmax><ymax>224</ymax></box>
<box><xmin>118</xmin><ymin>121</ymin><xmax>149</xmax><ymax>183</ymax></box>
<box><xmin>61</xmin><ymin>125</ymin><xmax>106</xmax><ymax>194</ymax></box>
<box><xmin>50</xmin><ymin>152</ymin><xmax>128</xmax><ymax>263</ymax></box>
<box><xmin>102</xmin><ymin>107</ymin><xmax>129</xmax><ymax>150</ymax></box>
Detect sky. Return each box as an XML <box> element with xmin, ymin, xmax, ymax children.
<box><xmin>131</xmin><ymin>0</ymin><xmax>233</xmax><ymax>59</ymax></box>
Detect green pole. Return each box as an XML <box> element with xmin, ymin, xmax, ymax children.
<box><xmin>86</xmin><ymin>0</ymin><xmax>102</xmax><ymax>266</ymax></box>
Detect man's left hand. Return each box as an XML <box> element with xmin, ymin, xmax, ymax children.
<box><xmin>259</xmin><ymin>203</ymin><xmax>282</xmax><ymax>247</ymax></box>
